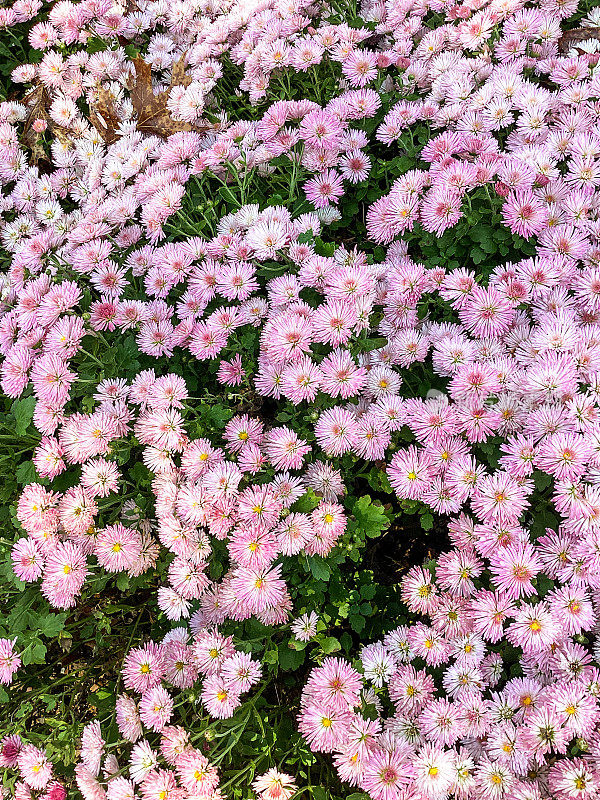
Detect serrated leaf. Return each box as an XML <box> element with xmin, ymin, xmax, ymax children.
<box><xmin>38</xmin><ymin>613</ymin><xmax>67</xmax><ymax>638</ymax></box>
<box><xmin>307</xmin><ymin>556</ymin><xmax>330</xmax><ymax>582</ymax></box>
<box><xmin>420</xmin><ymin>512</ymin><xmax>434</xmax><ymax>531</ymax></box>
<box><xmin>16</xmin><ymin>461</ymin><xmax>37</xmax><ymax>485</ymax></box>
<box><xmin>353</xmin><ymin>496</ymin><xmax>389</xmax><ymax>539</ymax></box>
<box><xmin>320</xmin><ymin>636</ymin><xmax>341</xmax><ymax>654</ymax></box>
<box><xmin>12</xmin><ymin>396</ymin><xmax>36</xmax><ymax>436</ymax></box>
<box><xmin>278</xmin><ymin>645</ymin><xmax>305</xmax><ymax>671</ymax></box>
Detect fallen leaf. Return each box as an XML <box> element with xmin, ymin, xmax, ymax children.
<box><xmin>128</xmin><ymin>54</ymin><xmax>209</xmax><ymax>139</ymax></box>
<box><xmin>87</xmin><ymin>84</ymin><xmax>122</xmax><ymax>144</ymax></box>
<box><xmin>559</xmin><ymin>26</ymin><xmax>600</xmax><ymax>53</ymax></box>
<box><xmin>22</xmin><ymin>81</ymin><xmax>75</xmax><ymax>164</ymax></box>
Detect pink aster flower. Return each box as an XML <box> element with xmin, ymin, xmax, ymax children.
<box><xmin>0</xmin><ymin>638</ymin><xmax>21</xmax><ymax>685</ymax></box>
<box><xmin>201</xmin><ymin>674</ymin><xmax>242</xmax><ymax>719</ymax></box>
<box><xmin>253</xmin><ymin>769</ymin><xmax>297</xmax><ymax>800</ymax></box>
<box><xmin>304</xmin><ymin>170</ymin><xmax>345</xmax><ymax>208</ymax></box>
<box><xmin>17</xmin><ymin>745</ymin><xmax>53</xmax><ymax>790</ymax></box>
<box><xmin>139</xmin><ymin>686</ymin><xmax>173</xmax><ymax>732</ymax></box>
<box><xmin>12</xmin><ymin>537</ymin><xmax>44</xmax><ymax>582</ymax></box>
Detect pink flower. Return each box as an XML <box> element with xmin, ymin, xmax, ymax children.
<box><xmin>0</xmin><ymin>638</ymin><xmax>21</xmax><ymax>685</ymax></box>
<box><xmin>304</xmin><ymin>170</ymin><xmax>345</xmax><ymax>208</ymax></box>
<box><xmin>17</xmin><ymin>745</ymin><xmax>52</xmax><ymax>790</ymax></box>
<box><xmin>252</xmin><ymin>769</ymin><xmax>297</xmax><ymax>800</ymax></box>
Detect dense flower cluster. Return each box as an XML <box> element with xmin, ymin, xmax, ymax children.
<box><xmin>2</xmin><ymin>0</ymin><xmax>600</xmax><ymax>797</ymax></box>
<box><xmin>14</xmin><ymin>369</ymin><xmax>345</xmax><ymax>616</ymax></box>
<box><xmin>0</xmin><ymin>735</ymin><xmax>66</xmax><ymax>800</ymax></box>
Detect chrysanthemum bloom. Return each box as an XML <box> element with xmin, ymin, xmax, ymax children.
<box><xmin>361</xmin><ymin>747</ymin><xmax>414</xmax><ymax>800</ymax></box>
<box><xmin>229</xmin><ymin>563</ymin><xmax>288</xmax><ymax>616</ymax></box>
<box><xmin>471</xmin><ymin>471</ymin><xmax>530</xmax><ymax>525</ymax></box>
<box><xmin>220</xmin><ymin>652</ymin><xmax>262</xmax><ymax>694</ymax></box>
<box><xmin>193</xmin><ymin>629</ymin><xmax>235</xmax><ymax>676</ymax></box>
<box><xmin>263</xmin><ymin>426</ymin><xmax>311</xmax><ymax>470</ymax></box>
<box><xmin>304</xmin><ymin>657</ymin><xmax>362</xmax><ymax>711</ymax></box>
<box><xmin>138</xmin><ymin>767</ymin><xmax>178</xmax><ymax>800</ymax></box>
<box><xmin>175</xmin><ymin>748</ymin><xmax>219</xmax><ymax>795</ymax></box>
<box><xmin>41</xmin><ymin>541</ymin><xmax>88</xmax><ymax>609</ymax></box>
<box><xmin>401</xmin><ymin>566</ymin><xmax>439</xmax><ymax>615</ymax></box>
<box><xmin>0</xmin><ymin>638</ymin><xmax>21</xmax><ymax>685</ymax></box>
<box><xmin>297</xmin><ymin>703</ymin><xmax>353</xmax><ymax>752</ymax></box>
<box><xmin>40</xmin><ymin>780</ymin><xmax>67</xmax><ymax>800</ymax></box>
<box><xmin>223</xmin><ymin>414</ymin><xmax>264</xmax><ymax>453</ymax></box>
<box><xmin>139</xmin><ymin>685</ymin><xmax>174</xmax><ymax>732</ymax></box>
<box><xmin>17</xmin><ymin>483</ymin><xmax>60</xmax><ymax>534</ymax></box>
<box><xmin>201</xmin><ymin>674</ymin><xmax>242</xmax><ymax>719</ymax></box>
<box><xmin>57</xmin><ymin>485</ymin><xmax>98</xmax><ymax>536</ymax></box>
<box><xmin>122</xmin><ymin>643</ymin><xmax>165</xmax><ymax>694</ymax></box>
<box><xmin>115</xmin><ymin>694</ymin><xmax>142</xmax><ymax>743</ymax></box>
<box><xmin>507</xmin><ymin>603</ymin><xmax>560</xmax><ymax>653</ymax></box>
<box><xmin>548</xmin><ymin>758</ymin><xmax>600</xmax><ymax>799</ymax></box>
<box><xmin>411</xmin><ymin>744</ymin><xmax>456</xmax><ymax>799</ymax></box>
<box><xmin>276</xmin><ymin>513</ymin><xmax>313</xmax><ymax>556</ymax></box>
<box><xmin>253</xmin><ymin>768</ymin><xmax>297</xmax><ymax>800</ymax></box>
<box><xmin>0</xmin><ymin>734</ymin><xmax>21</xmax><ymax>768</ymax></box>
<box><xmin>12</xmin><ymin>537</ymin><xmax>44</xmax><ymax>582</ymax></box>
<box><xmin>106</xmin><ymin>776</ymin><xmax>137</xmax><ymax>800</ymax></box>
<box><xmin>80</xmin><ymin>721</ymin><xmax>104</xmax><ymax>778</ymax></box>
<box><xmin>291</xmin><ymin>611</ymin><xmax>319</xmax><ymax>642</ymax></box>
<box><xmin>95</xmin><ymin>524</ymin><xmax>143</xmax><ymax>572</ymax></box>
<box><xmin>129</xmin><ymin>740</ymin><xmax>158</xmax><ymax>784</ymax></box>
<box><xmin>17</xmin><ymin>744</ymin><xmax>53</xmax><ymax>790</ymax></box>
<box><xmin>502</xmin><ymin>189</ymin><xmax>548</xmax><ymax>238</ymax></box>
<box><xmin>489</xmin><ymin>541</ymin><xmax>542</xmax><ymax>599</ymax></box>
<box><xmin>388</xmin><ymin>446</ymin><xmax>435</xmax><ymax>502</ymax></box>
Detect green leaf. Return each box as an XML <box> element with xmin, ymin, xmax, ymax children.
<box><xmin>297</xmin><ymin>229</ymin><xmax>314</xmax><ymax>244</ymax></box>
<box><xmin>38</xmin><ymin>613</ymin><xmax>67</xmax><ymax>639</ymax></box>
<box><xmin>278</xmin><ymin>645</ymin><xmax>305</xmax><ymax>671</ymax></box>
<box><xmin>16</xmin><ymin>461</ymin><xmax>37</xmax><ymax>485</ymax></box>
<box><xmin>218</xmin><ymin>185</ymin><xmax>240</xmax><ymax>207</ymax></box>
<box><xmin>293</xmin><ymin>489</ymin><xmax>320</xmax><ymax>513</ymax></box>
<box><xmin>349</xmin><ymin>614</ymin><xmax>365</xmax><ymax>633</ymax></box>
<box><xmin>86</xmin><ymin>36</ymin><xmax>108</xmax><ymax>53</ymax></box>
<box><xmin>116</xmin><ymin>573</ymin><xmax>130</xmax><ymax>591</ymax></box>
<box><xmin>353</xmin><ymin>496</ymin><xmax>389</xmax><ymax>539</ymax></box>
<box><xmin>320</xmin><ymin>636</ymin><xmax>341</xmax><ymax>654</ymax></box>
<box><xmin>355</xmin><ymin>336</ymin><xmax>388</xmax><ymax>352</ymax></box>
<box><xmin>307</xmin><ymin>556</ymin><xmax>330</xmax><ymax>582</ymax></box>
<box><xmin>533</xmin><ymin>470</ymin><xmax>553</xmax><ymax>492</ymax></box>
<box><xmin>420</xmin><ymin>512</ymin><xmax>434</xmax><ymax>531</ymax></box>
<box><xmin>262</xmin><ymin>648</ymin><xmax>278</xmax><ymax>665</ymax></box>
<box><xmin>12</xmin><ymin>396</ymin><xmax>36</xmax><ymax>436</ymax></box>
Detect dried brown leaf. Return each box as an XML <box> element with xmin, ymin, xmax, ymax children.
<box><xmin>22</xmin><ymin>82</ymin><xmax>75</xmax><ymax>164</ymax></box>
<box><xmin>128</xmin><ymin>54</ymin><xmax>209</xmax><ymax>139</ymax></box>
<box><xmin>559</xmin><ymin>26</ymin><xmax>600</xmax><ymax>53</ymax></box>
<box><xmin>87</xmin><ymin>85</ymin><xmax>122</xmax><ymax>144</ymax></box>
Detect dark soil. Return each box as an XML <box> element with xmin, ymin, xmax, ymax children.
<box><xmin>364</xmin><ymin>510</ymin><xmax>451</xmax><ymax>585</ymax></box>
